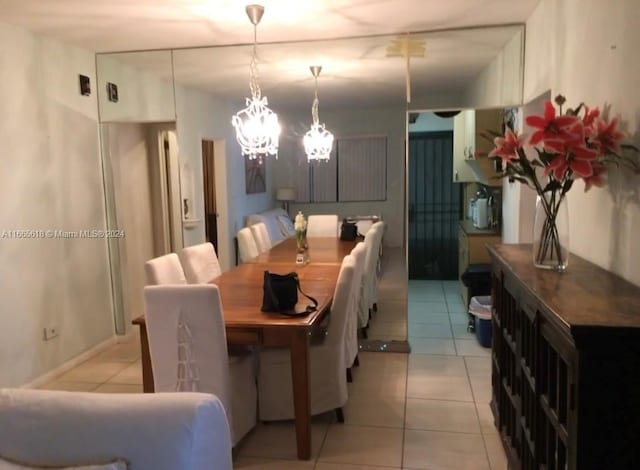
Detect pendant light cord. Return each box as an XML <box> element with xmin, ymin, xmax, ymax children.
<box><xmin>311</xmin><ymin>75</ymin><xmax>319</xmax><ymax>126</ymax></box>
<box><xmin>249</xmin><ymin>23</ymin><xmax>261</xmax><ymax>100</ymax></box>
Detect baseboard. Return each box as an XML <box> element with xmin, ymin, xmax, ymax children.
<box><xmin>21</xmin><ymin>336</ymin><xmax>118</xmax><ymax>389</ymax></box>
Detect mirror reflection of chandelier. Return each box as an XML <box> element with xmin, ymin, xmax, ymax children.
<box><xmin>231</xmin><ymin>4</ymin><xmax>280</xmax><ymax>160</ymax></box>
<box><xmin>303</xmin><ymin>66</ymin><xmax>334</xmax><ymax>162</ymax></box>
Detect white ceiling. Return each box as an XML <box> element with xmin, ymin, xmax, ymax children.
<box><xmin>1</xmin><ymin>0</ymin><xmax>539</xmax><ymax>52</ymax></box>
<box><xmin>1</xmin><ymin>1</ymin><xmax>538</xmax><ymax>112</ymax></box>
<box><xmin>167</xmin><ymin>26</ymin><xmax>521</xmax><ymax>111</ymax></box>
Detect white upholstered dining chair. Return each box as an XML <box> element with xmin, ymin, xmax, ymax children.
<box><xmin>144</xmin><ymin>253</ymin><xmax>187</xmax><ymax>285</ymax></box>
<box><xmin>237</xmin><ymin>227</ymin><xmax>259</xmax><ymax>263</ymax></box>
<box><xmin>358</xmin><ymin>223</ymin><xmax>383</xmax><ymax>333</ymax></box>
<box><xmin>345</xmin><ymin>242</ymin><xmax>366</xmax><ymax>377</ymax></box>
<box><xmin>257</xmin><ymin>255</ymin><xmax>356</xmax><ymax>422</ymax></box>
<box><xmin>306</xmin><ymin>214</ymin><xmax>340</xmax><ymax>237</ymax></box>
<box><xmin>249</xmin><ymin>222</ymin><xmax>272</xmax><ymax>253</ymax></box>
<box><xmin>143</xmin><ymin>285</ymin><xmax>257</xmax><ymax>446</ymax></box>
<box><xmin>179</xmin><ymin>242</ymin><xmax>221</xmax><ymax>283</ymax></box>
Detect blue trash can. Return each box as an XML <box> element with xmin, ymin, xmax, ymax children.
<box><xmin>469</xmin><ymin>296</ymin><xmax>492</xmax><ymax>348</ymax></box>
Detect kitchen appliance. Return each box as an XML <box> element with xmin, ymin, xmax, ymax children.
<box><xmin>473</xmin><ymin>197</ymin><xmax>489</xmax><ymax>229</ymax></box>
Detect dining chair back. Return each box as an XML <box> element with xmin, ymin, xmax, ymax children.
<box><xmin>144</xmin><ymin>284</ymin><xmax>256</xmax><ymax>445</ymax></box>
<box><xmin>345</xmin><ymin>242</ymin><xmax>366</xmax><ymax>369</ymax></box>
<box><xmin>306</xmin><ymin>214</ymin><xmax>339</xmax><ymax>237</ymax></box>
<box><xmin>144</xmin><ymin>253</ymin><xmax>187</xmax><ymax>285</ymax></box>
<box><xmin>179</xmin><ymin>242</ymin><xmax>221</xmax><ymax>284</ymax></box>
<box><xmin>237</xmin><ymin>227</ymin><xmax>259</xmax><ymax>263</ymax></box>
<box><xmin>249</xmin><ymin>222</ymin><xmax>272</xmax><ymax>253</ymax></box>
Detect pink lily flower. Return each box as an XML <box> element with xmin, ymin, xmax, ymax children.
<box><xmin>582</xmin><ymin>105</ymin><xmax>600</xmax><ymax>137</ymax></box>
<box><xmin>526</xmin><ymin>101</ymin><xmax>579</xmax><ymax>147</ymax></box>
<box><xmin>594</xmin><ymin>117</ymin><xmax>625</xmax><ymax>154</ymax></box>
<box><xmin>583</xmin><ymin>164</ymin><xmax>607</xmax><ymax>192</ymax></box>
<box><xmin>488</xmin><ymin>128</ymin><xmax>526</xmax><ymax>163</ymax></box>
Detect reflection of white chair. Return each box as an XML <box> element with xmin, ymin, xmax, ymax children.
<box><xmin>358</xmin><ymin>223</ymin><xmax>383</xmax><ymax>333</ymax></box>
<box><xmin>345</xmin><ymin>242</ymin><xmax>366</xmax><ymax>377</ymax></box>
<box><xmin>249</xmin><ymin>222</ymin><xmax>272</xmax><ymax>253</ymax></box>
<box><xmin>179</xmin><ymin>242</ymin><xmax>221</xmax><ymax>284</ymax></box>
<box><xmin>144</xmin><ymin>285</ymin><xmax>257</xmax><ymax>446</ymax></box>
<box><xmin>307</xmin><ymin>214</ymin><xmax>339</xmax><ymax>237</ymax></box>
<box><xmin>145</xmin><ymin>253</ymin><xmax>187</xmax><ymax>285</ymax></box>
<box><xmin>237</xmin><ymin>227</ymin><xmax>259</xmax><ymax>263</ymax></box>
<box><xmin>0</xmin><ymin>389</ymin><xmax>233</xmax><ymax>470</ymax></box>
<box><xmin>258</xmin><ymin>255</ymin><xmax>356</xmax><ymax>422</ymax></box>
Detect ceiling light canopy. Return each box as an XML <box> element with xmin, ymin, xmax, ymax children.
<box><xmin>232</xmin><ymin>4</ymin><xmax>280</xmax><ymax>160</ymax></box>
<box><xmin>303</xmin><ymin>65</ymin><xmax>334</xmax><ymax>162</ymax></box>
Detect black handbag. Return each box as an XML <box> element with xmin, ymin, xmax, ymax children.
<box><xmin>340</xmin><ymin>219</ymin><xmax>358</xmax><ymax>241</ymax></box>
<box><xmin>261</xmin><ymin>271</ymin><xmax>318</xmax><ymax>317</ymax></box>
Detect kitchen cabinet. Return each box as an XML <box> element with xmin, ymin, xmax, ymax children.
<box><xmin>458</xmin><ymin>220</ymin><xmax>501</xmax><ymax>306</ymax></box>
<box><xmin>453</xmin><ymin>110</ymin><xmax>476</xmax><ymax>183</ymax></box>
<box><xmin>452</xmin><ymin>109</ymin><xmax>503</xmax><ymax>187</ymax></box>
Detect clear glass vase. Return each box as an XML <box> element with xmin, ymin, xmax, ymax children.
<box><xmin>532</xmin><ymin>191</ymin><xmax>569</xmax><ymax>271</ymax></box>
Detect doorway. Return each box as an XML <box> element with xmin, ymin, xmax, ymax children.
<box><xmin>201</xmin><ymin>139</ymin><xmax>218</xmax><ymax>253</ymax></box>
<box><xmin>408</xmin><ymin>131</ymin><xmax>461</xmax><ymax>280</ymax></box>
<box><xmin>102</xmin><ymin>122</ymin><xmax>180</xmax><ymax>334</ymax></box>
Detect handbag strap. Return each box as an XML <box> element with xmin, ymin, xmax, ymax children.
<box><xmin>268</xmin><ymin>273</ymin><xmax>318</xmax><ymax>318</ymax></box>
<box><xmin>293</xmin><ymin>278</ymin><xmax>319</xmax><ymax>317</ymax></box>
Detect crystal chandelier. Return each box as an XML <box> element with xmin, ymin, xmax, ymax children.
<box><xmin>231</xmin><ymin>5</ymin><xmax>280</xmax><ymax>160</ymax></box>
<box><xmin>303</xmin><ymin>66</ymin><xmax>334</xmax><ymax>161</ymax></box>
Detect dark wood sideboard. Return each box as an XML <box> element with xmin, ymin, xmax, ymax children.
<box><xmin>488</xmin><ymin>244</ymin><xmax>640</xmax><ymax>470</ymax></box>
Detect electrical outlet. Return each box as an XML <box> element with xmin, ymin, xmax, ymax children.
<box><xmin>43</xmin><ymin>326</ymin><xmax>59</xmax><ymax>340</ymax></box>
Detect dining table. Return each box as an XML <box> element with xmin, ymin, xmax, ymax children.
<box><xmin>132</xmin><ymin>236</ymin><xmax>358</xmax><ymax>460</ymax></box>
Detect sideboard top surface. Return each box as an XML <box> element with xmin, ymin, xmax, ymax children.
<box><xmin>489</xmin><ymin>244</ymin><xmax>640</xmax><ymax>331</ymax></box>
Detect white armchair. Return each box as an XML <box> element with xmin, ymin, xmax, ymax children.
<box><xmin>0</xmin><ymin>389</ymin><xmax>232</xmax><ymax>470</ymax></box>
<box><xmin>258</xmin><ymin>255</ymin><xmax>356</xmax><ymax>422</ymax></box>
<box><xmin>179</xmin><ymin>242</ymin><xmax>221</xmax><ymax>283</ymax></box>
<box><xmin>306</xmin><ymin>214</ymin><xmax>339</xmax><ymax>237</ymax></box>
<box><xmin>144</xmin><ymin>285</ymin><xmax>257</xmax><ymax>446</ymax></box>
<box><xmin>144</xmin><ymin>253</ymin><xmax>187</xmax><ymax>285</ymax></box>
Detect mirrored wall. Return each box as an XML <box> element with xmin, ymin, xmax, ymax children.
<box><xmin>96</xmin><ymin>25</ymin><xmax>524</xmax><ymax>339</ymax></box>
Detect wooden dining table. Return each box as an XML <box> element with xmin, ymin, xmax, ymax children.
<box><xmin>132</xmin><ymin>237</ymin><xmax>357</xmax><ymax>460</ymax></box>
<box><xmin>249</xmin><ymin>236</ymin><xmax>357</xmax><ymax>264</ymax></box>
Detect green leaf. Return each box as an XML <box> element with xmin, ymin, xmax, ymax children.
<box><xmin>566</xmin><ymin>103</ymin><xmax>584</xmax><ymax>116</ymax></box>
<box><xmin>563</xmin><ymin>179</ymin><xmax>574</xmax><ymax>193</ymax></box>
<box><xmin>542</xmin><ymin>180</ymin><xmax>562</xmax><ymax>193</ymax></box>
<box><xmin>621</xmin><ymin>143</ymin><xmax>640</xmax><ymax>152</ymax></box>
<box><xmin>511</xmin><ymin>176</ymin><xmax>531</xmax><ymax>186</ymax></box>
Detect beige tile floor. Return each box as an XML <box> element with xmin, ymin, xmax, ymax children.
<box><xmin>39</xmin><ymin>254</ymin><xmax>507</xmax><ymax>469</ymax></box>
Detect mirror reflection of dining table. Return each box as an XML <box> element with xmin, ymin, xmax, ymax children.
<box><xmin>132</xmin><ymin>236</ymin><xmax>358</xmax><ymax>460</ymax></box>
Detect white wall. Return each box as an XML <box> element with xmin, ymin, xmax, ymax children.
<box><xmin>464</xmin><ymin>29</ymin><xmax>524</xmax><ymax>109</ymax></box>
<box><xmin>409</xmin><ymin>113</ymin><xmax>454</xmax><ymax>133</ymax></box>
<box><xmin>96</xmin><ymin>52</ymin><xmax>175</xmax><ymax>123</ymax></box>
<box><xmin>175</xmin><ymin>86</ymin><xmax>275</xmax><ymax>270</ymax></box>
<box><xmin>274</xmin><ymin>105</ymin><xmax>406</xmax><ymax>247</ymax></box>
<box><xmin>512</xmin><ymin>0</ymin><xmax>640</xmax><ymax>285</ymax></box>
<box><xmin>0</xmin><ymin>22</ymin><xmax>113</xmax><ymax>386</ymax></box>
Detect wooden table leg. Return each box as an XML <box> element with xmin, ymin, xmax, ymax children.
<box><xmin>290</xmin><ymin>329</ymin><xmax>311</xmax><ymax>460</ymax></box>
<box><xmin>138</xmin><ymin>324</ymin><xmax>154</xmax><ymax>393</ymax></box>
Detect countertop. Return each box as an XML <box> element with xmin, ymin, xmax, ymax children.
<box><xmin>459</xmin><ymin>219</ymin><xmax>501</xmax><ymax>236</ymax></box>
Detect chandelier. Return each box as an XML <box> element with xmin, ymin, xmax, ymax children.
<box><xmin>231</xmin><ymin>4</ymin><xmax>280</xmax><ymax>160</ymax></box>
<box><xmin>303</xmin><ymin>66</ymin><xmax>334</xmax><ymax>161</ymax></box>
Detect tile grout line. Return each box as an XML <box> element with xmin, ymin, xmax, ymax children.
<box><xmin>400</xmin><ymin>349</ymin><xmax>409</xmax><ymax>470</ymax></box>
<box><xmin>443</xmin><ymin>283</ymin><xmax>460</xmax><ymax>357</ymax></box>
<box><xmin>464</xmin><ymin>357</ymin><xmax>493</xmax><ymax>469</ymax></box>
